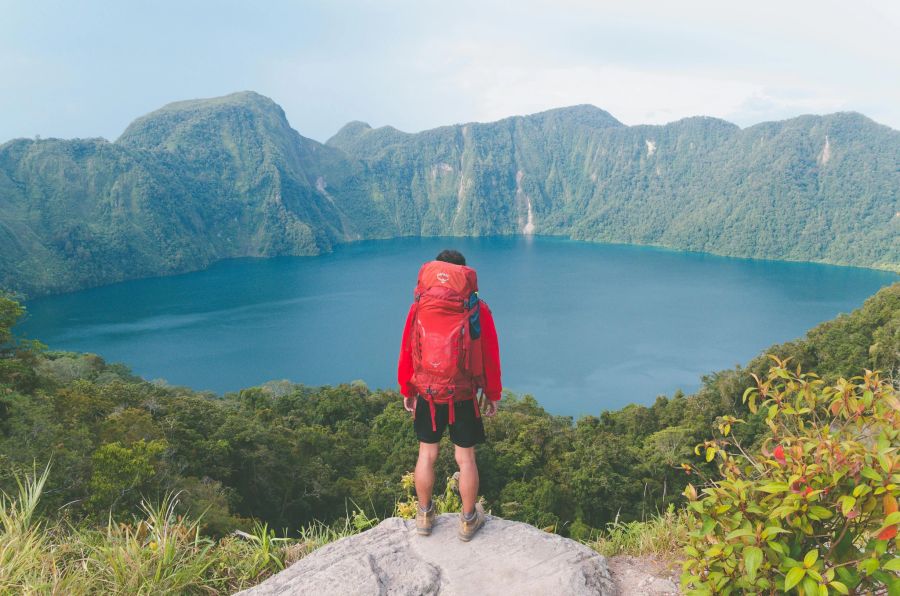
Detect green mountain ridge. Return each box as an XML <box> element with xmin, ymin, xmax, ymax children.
<box><xmin>2</xmin><ymin>91</ymin><xmax>898</xmax><ymax>298</ymax></box>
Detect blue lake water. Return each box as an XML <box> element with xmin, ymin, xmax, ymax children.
<box><xmin>17</xmin><ymin>236</ymin><xmax>898</xmax><ymax>417</ymax></box>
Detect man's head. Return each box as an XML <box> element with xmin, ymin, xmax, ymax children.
<box><xmin>435</xmin><ymin>249</ymin><xmax>466</xmax><ymax>266</ymax></box>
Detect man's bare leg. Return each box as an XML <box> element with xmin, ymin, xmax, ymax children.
<box><xmin>454</xmin><ymin>445</ymin><xmax>479</xmax><ymax>514</ymax></box>
<box><xmin>415</xmin><ymin>442</ymin><xmax>439</xmax><ymax>508</ymax></box>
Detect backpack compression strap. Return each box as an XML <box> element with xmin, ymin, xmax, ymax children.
<box><xmin>421</xmin><ymin>390</ymin><xmax>481</xmax><ymax>432</ymax></box>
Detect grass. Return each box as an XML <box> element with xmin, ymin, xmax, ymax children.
<box><xmin>0</xmin><ymin>463</ymin><xmax>65</xmax><ymax>593</ymax></box>
<box><xmin>394</xmin><ymin>471</ymin><xmax>463</xmax><ymax>519</ymax></box>
<box><xmin>585</xmin><ymin>504</ymin><xmax>690</xmax><ymax>560</ymax></box>
<box><xmin>0</xmin><ymin>466</ymin><xmax>375</xmax><ymax>594</ymax></box>
<box><xmin>2</xmin><ymin>465</ymin><xmax>691</xmax><ymax>592</ymax></box>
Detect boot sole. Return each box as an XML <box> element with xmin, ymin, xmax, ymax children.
<box><xmin>416</xmin><ymin>527</ymin><xmax>432</xmax><ymax>536</ymax></box>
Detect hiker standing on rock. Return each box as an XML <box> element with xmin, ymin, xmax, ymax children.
<box><xmin>398</xmin><ymin>249</ymin><xmax>502</xmax><ymax>541</ymax></box>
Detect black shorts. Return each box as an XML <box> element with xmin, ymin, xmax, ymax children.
<box><xmin>414</xmin><ymin>397</ymin><xmax>486</xmax><ymax>448</ymax></box>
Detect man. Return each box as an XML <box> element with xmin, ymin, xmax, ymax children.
<box><xmin>397</xmin><ymin>249</ymin><xmax>502</xmax><ymax>541</ymax></box>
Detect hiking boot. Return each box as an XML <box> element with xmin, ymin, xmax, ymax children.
<box><xmin>416</xmin><ymin>503</ymin><xmax>435</xmax><ymax>536</ymax></box>
<box><xmin>458</xmin><ymin>502</ymin><xmax>485</xmax><ymax>541</ymax></box>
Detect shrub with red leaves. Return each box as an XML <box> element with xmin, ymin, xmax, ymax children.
<box><xmin>681</xmin><ymin>356</ymin><xmax>900</xmax><ymax>594</ymax></box>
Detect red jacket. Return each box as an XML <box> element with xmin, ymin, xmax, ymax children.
<box><xmin>398</xmin><ymin>301</ymin><xmax>502</xmax><ymax>402</ymax></box>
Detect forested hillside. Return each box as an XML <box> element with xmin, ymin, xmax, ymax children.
<box><xmin>1</xmin><ymin>92</ymin><xmax>898</xmax><ymax>298</ymax></box>
<box><xmin>329</xmin><ymin>108</ymin><xmax>899</xmax><ymax>270</ymax></box>
<box><xmin>1</xmin><ymin>282</ymin><xmax>897</xmax><ymax>535</ymax></box>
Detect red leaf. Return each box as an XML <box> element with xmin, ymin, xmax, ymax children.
<box><xmin>774</xmin><ymin>445</ymin><xmax>786</xmax><ymax>464</ymax></box>
<box><xmin>877</xmin><ymin>525</ymin><xmax>897</xmax><ymax>541</ymax></box>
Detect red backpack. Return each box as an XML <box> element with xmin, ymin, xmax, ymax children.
<box><xmin>409</xmin><ymin>260</ymin><xmax>484</xmax><ymax>430</ymax></box>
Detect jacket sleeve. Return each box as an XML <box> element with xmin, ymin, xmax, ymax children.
<box><xmin>397</xmin><ymin>303</ymin><xmax>417</xmax><ymax>398</ymax></box>
<box><xmin>479</xmin><ymin>301</ymin><xmax>502</xmax><ymax>401</ymax></box>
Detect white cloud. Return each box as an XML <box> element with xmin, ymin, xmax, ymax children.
<box><xmin>724</xmin><ymin>90</ymin><xmax>850</xmax><ymax>128</ymax></box>
<box><xmin>416</xmin><ymin>40</ymin><xmax>851</xmax><ymax>128</ymax></box>
<box><xmin>2</xmin><ymin>0</ymin><xmax>899</xmax><ymax>141</ymax></box>
<box><xmin>237</xmin><ymin>8</ymin><xmax>900</xmax><ymax>140</ymax></box>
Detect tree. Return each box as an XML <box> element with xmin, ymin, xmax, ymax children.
<box><xmin>89</xmin><ymin>439</ymin><xmax>168</xmax><ymax>515</ymax></box>
<box><xmin>0</xmin><ymin>293</ymin><xmax>24</xmax><ymax>352</ymax></box>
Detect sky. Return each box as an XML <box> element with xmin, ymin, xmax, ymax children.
<box><xmin>2</xmin><ymin>0</ymin><xmax>899</xmax><ymax>143</ymax></box>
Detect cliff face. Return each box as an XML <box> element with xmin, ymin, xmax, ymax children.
<box><xmin>236</xmin><ymin>514</ymin><xmax>615</xmax><ymax>595</ymax></box>
<box><xmin>2</xmin><ymin>91</ymin><xmax>898</xmax><ymax>298</ymax></box>
<box><xmin>0</xmin><ymin>92</ymin><xmax>393</xmax><ymax>297</ymax></box>
<box><xmin>330</xmin><ymin>109</ymin><xmax>900</xmax><ymax>271</ymax></box>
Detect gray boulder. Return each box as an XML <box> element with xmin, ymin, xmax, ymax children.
<box><xmin>237</xmin><ymin>514</ymin><xmax>614</xmax><ymax>595</ymax></box>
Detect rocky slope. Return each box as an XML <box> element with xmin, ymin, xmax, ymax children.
<box><xmin>236</xmin><ymin>514</ymin><xmax>615</xmax><ymax>595</ymax></box>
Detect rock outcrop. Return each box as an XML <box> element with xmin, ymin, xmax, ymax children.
<box><xmin>237</xmin><ymin>514</ymin><xmax>614</xmax><ymax>595</ymax></box>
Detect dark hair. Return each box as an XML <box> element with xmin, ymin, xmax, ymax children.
<box><xmin>435</xmin><ymin>249</ymin><xmax>466</xmax><ymax>266</ymax></box>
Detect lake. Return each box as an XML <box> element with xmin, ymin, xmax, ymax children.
<box><xmin>18</xmin><ymin>236</ymin><xmax>898</xmax><ymax>417</ymax></box>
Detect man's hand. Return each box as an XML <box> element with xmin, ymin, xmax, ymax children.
<box><xmin>481</xmin><ymin>397</ymin><xmax>498</xmax><ymax>417</ymax></box>
<box><xmin>403</xmin><ymin>396</ymin><xmax>417</xmax><ymax>413</ymax></box>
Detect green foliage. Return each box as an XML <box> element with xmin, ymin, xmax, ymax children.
<box><xmin>89</xmin><ymin>439</ymin><xmax>168</xmax><ymax>513</ymax></box>
<box><xmin>0</xmin><ymin>291</ymin><xmax>42</xmax><ymax>392</ymax></box>
<box><xmin>0</xmin><ymin>284</ymin><xmax>894</xmax><ymax>543</ymax></box>
<box><xmin>2</xmin><ymin>93</ymin><xmax>898</xmax><ymax>298</ymax></box>
<box><xmin>83</xmin><ymin>493</ymin><xmax>221</xmax><ymax>594</ymax></box>
<box><xmin>587</xmin><ymin>504</ymin><xmax>691</xmax><ymax>559</ymax></box>
<box><xmin>0</xmin><ymin>292</ymin><xmax>23</xmax><ymax>349</ymax></box>
<box><xmin>394</xmin><ymin>471</ymin><xmax>463</xmax><ymax>518</ymax></box>
<box><xmin>288</xmin><ymin>509</ymin><xmax>377</xmax><ymax>561</ymax></box>
<box><xmin>223</xmin><ymin>520</ymin><xmax>289</xmax><ymax>581</ymax></box>
<box><xmin>0</xmin><ymin>464</ymin><xmax>69</xmax><ymax>593</ymax></box>
<box><xmin>681</xmin><ymin>359</ymin><xmax>900</xmax><ymax>594</ymax></box>
<box><xmin>0</xmin><ymin>465</ymin><xmax>373</xmax><ymax>593</ymax></box>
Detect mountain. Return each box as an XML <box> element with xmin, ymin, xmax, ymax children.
<box><xmin>1</xmin><ymin>92</ymin><xmax>898</xmax><ymax>297</ymax></box>
<box><xmin>0</xmin><ymin>92</ymin><xmax>388</xmax><ymax>296</ymax></box>
<box><xmin>328</xmin><ymin>108</ymin><xmax>899</xmax><ymax>268</ymax></box>
<box><xmin>117</xmin><ymin>92</ymin><xmax>389</xmax><ymax>246</ymax></box>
